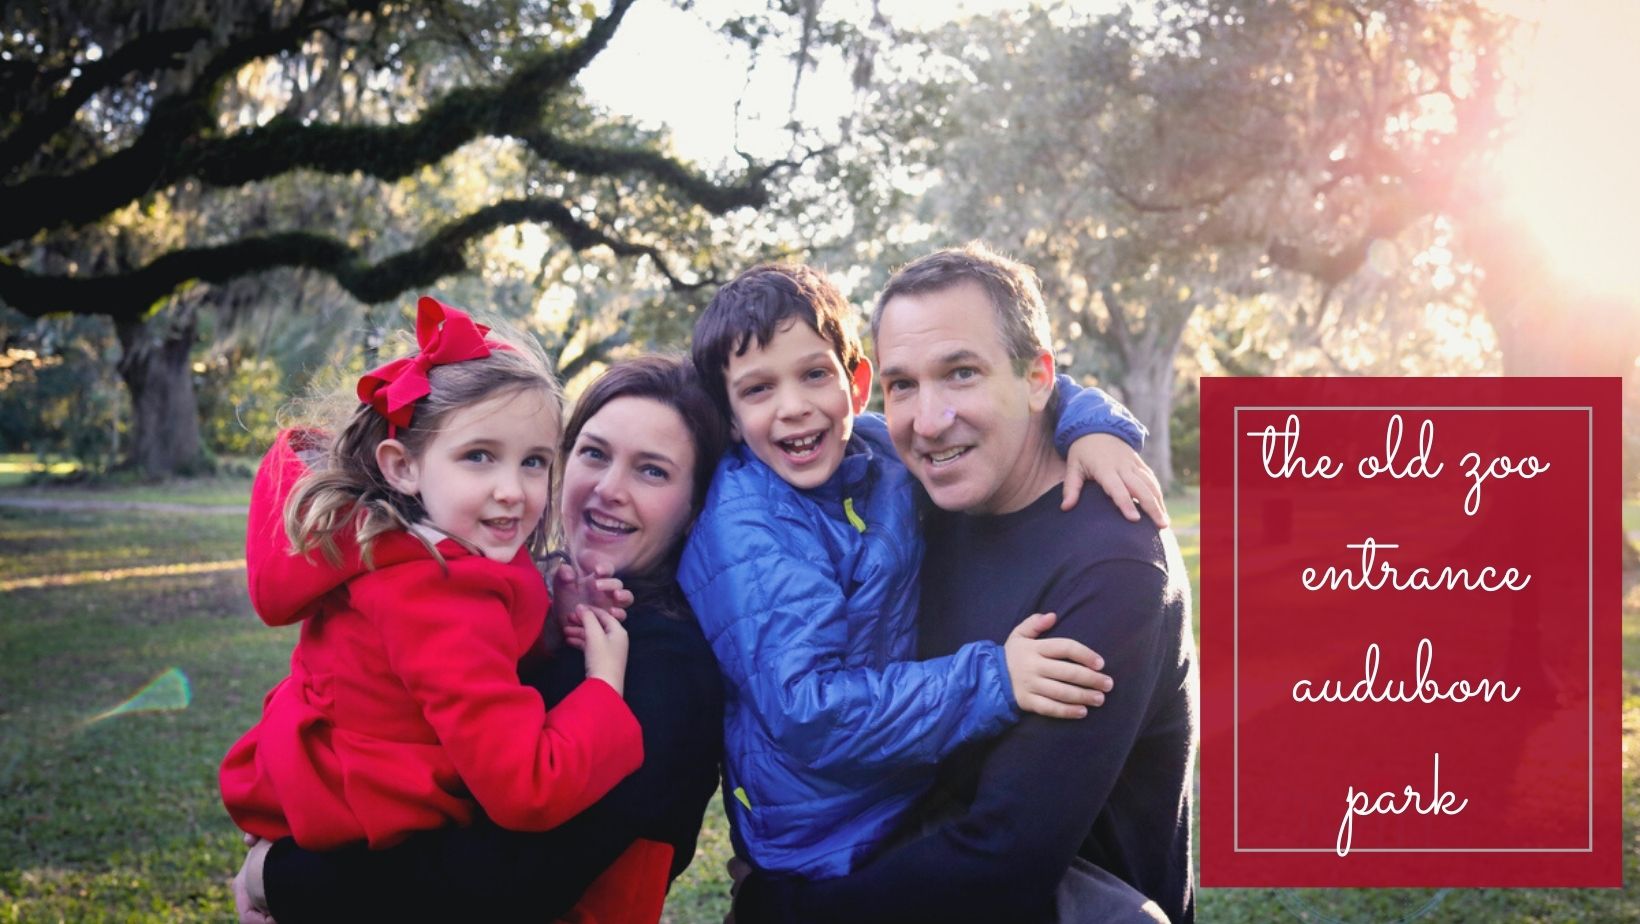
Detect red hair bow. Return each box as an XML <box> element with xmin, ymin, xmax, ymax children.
<box><xmin>357</xmin><ymin>296</ymin><xmax>495</xmax><ymax>433</ymax></box>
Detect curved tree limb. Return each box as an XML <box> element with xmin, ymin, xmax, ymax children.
<box><xmin>0</xmin><ymin>0</ymin><xmax>656</xmax><ymax>244</ymax></box>
<box><xmin>0</xmin><ymin>194</ymin><xmax>710</xmax><ymax>320</ymax></box>
<box><xmin>0</xmin><ymin>26</ymin><xmax>210</xmax><ymax>174</ymax></box>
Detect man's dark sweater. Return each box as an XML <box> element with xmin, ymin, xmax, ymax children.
<box><xmin>744</xmin><ymin>486</ymin><xmax>1197</xmax><ymax>923</ymax></box>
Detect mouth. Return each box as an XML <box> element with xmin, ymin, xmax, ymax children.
<box><xmin>482</xmin><ymin>517</ymin><xmax>520</xmax><ymax>539</ymax></box>
<box><xmin>584</xmin><ymin>509</ymin><xmax>636</xmax><ymax>536</ymax></box>
<box><xmin>776</xmin><ymin>430</ymin><xmax>826</xmax><ymax>463</ymax></box>
<box><xmin>923</xmin><ymin>445</ymin><xmax>971</xmax><ymax>468</ymax></box>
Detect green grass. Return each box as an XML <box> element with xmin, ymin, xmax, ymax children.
<box><xmin>0</xmin><ymin>454</ymin><xmax>79</xmax><ymax>487</ymax></box>
<box><xmin>1</xmin><ymin>487</ymin><xmax>1635</xmax><ymax>922</ymax></box>
<box><xmin>0</xmin><ymin>453</ymin><xmax>253</xmax><ymax>506</ymax></box>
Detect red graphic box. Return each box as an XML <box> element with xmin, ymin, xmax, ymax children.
<box><xmin>1200</xmin><ymin>377</ymin><xmax>1622</xmax><ymax>887</ymax></box>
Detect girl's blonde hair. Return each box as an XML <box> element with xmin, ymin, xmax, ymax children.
<box><xmin>284</xmin><ymin>319</ymin><xmax>562</xmax><ymax>567</ymax></box>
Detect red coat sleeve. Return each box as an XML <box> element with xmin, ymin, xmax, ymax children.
<box><xmin>352</xmin><ymin>558</ymin><xmax>645</xmax><ymax>832</ymax></box>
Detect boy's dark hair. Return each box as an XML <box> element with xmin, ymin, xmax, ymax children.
<box><xmin>691</xmin><ymin>263</ymin><xmax>864</xmax><ymax>416</ymax></box>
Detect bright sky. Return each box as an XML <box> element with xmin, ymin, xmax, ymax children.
<box><xmin>579</xmin><ymin>0</ymin><xmax>1041</xmax><ymax>167</ymax></box>
<box><xmin>582</xmin><ymin>0</ymin><xmax>1640</xmax><ymax>303</ymax></box>
<box><xmin>1491</xmin><ymin>0</ymin><xmax>1640</xmax><ymax>300</ymax></box>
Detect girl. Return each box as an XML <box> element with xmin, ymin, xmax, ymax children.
<box><xmin>220</xmin><ymin>296</ymin><xmax>640</xmax><ymax>863</ymax></box>
<box><xmin>232</xmin><ymin>356</ymin><xmax>729</xmax><ymax>924</ymax></box>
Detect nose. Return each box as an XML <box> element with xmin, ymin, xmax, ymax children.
<box><xmin>775</xmin><ymin>386</ymin><xmax>811</xmax><ymax>422</ymax></box>
<box><xmin>593</xmin><ymin>466</ymin><xmax>629</xmax><ymax>505</ymax></box>
<box><xmin>911</xmin><ymin>386</ymin><xmax>951</xmax><ymax>441</ymax></box>
<box><xmin>493</xmin><ymin>468</ymin><xmax>524</xmax><ymax>506</ymax></box>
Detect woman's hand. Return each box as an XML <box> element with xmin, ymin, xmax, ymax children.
<box><xmin>1003</xmin><ymin>612</ymin><xmax>1114</xmax><ymax>719</ymax></box>
<box><xmin>1061</xmin><ymin>432</ymin><xmax>1168</xmax><ymax>528</ymax></box>
<box><xmin>545</xmin><ymin>561</ymin><xmax>632</xmax><ymax>654</ymax></box>
<box><xmin>232</xmin><ymin>834</ymin><xmax>275</xmax><ymax>924</ymax></box>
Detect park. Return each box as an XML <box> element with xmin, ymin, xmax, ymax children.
<box><xmin>3</xmin><ymin>0</ymin><xmax>1638</xmax><ymax>920</ymax></box>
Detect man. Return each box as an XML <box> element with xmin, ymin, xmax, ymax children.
<box><xmin>738</xmin><ymin>243</ymin><xmax>1197</xmax><ymax>923</ymax></box>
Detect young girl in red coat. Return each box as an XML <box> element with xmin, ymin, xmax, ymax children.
<box><xmin>220</xmin><ymin>297</ymin><xmax>642</xmax><ymax>904</ymax></box>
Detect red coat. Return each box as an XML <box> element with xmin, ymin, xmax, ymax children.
<box><xmin>221</xmin><ymin>431</ymin><xmax>643</xmax><ymax>850</ymax></box>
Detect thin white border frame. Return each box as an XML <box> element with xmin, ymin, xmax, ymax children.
<box><xmin>1230</xmin><ymin>405</ymin><xmax>1595</xmax><ymax>855</ymax></box>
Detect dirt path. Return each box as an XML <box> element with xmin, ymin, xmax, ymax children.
<box><xmin>0</xmin><ymin>496</ymin><xmax>242</xmax><ymax>516</ymax></box>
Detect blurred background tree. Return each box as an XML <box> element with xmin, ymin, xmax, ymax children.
<box><xmin>0</xmin><ymin>0</ymin><xmax>783</xmax><ymax>475</ymax></box>
<box><xmin>2</xmin><ymin>0</ymin><xmax>1633</xmax><ymax>497</ymax></box>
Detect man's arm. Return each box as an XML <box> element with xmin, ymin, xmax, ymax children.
<box><xmin>740</xmin><ymin>559</ymin><xmax>1174</xmax><ymax>924</ymax></box>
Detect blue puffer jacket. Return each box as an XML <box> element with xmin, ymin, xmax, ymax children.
<box><xmin>678</xmin><ymin>381</ymin><xmax>1144</xmax><ymax>878</ymax></box>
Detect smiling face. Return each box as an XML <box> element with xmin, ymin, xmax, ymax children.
<box><xmin>378</xmin><ymin>387</ymin><xmax>559</xmax><ymax>561</ymax></box>
<box><xmin>876</xmin><ymin>280</ymin><xmax>1061</xmax><ymax>515</ymax></box>
<box><xmin>560</xmin><ymin>396</ymin><xmax>698</xmax><ymax>577</ymax></box>
<box><xmin>724</xmin><ymin>319</ymin><xmax>872</xmax><ymax>491</ymax></box>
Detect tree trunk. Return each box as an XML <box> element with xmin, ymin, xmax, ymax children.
<box><xmin>1118</xmin><ymin>338</ymin><xmax>1182</xmax><ymax>496</ymax></box>
<box><xmin>115</xmin><ymin>309</ymin><xmax>203</xmax><ymax>477</ymax></box>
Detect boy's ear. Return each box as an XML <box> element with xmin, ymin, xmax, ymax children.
<box><xmin>848</xmin><ymin>358</ymin><xmax>873</xmax><ymax>414</ymax></box>
<box><xmin>375</xmin><ymin>439</ymin><xmax>421</xmax><ymax>495</ymax></box>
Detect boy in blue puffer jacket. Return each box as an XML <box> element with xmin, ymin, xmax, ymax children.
<box><xmin>678</xmin><ymin>263</ymin><xmax>1161</xmax><ymax>879</ymax></box>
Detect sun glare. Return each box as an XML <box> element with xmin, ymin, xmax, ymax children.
<box><xmin>1492</xmin><ymin>0</ymin><xmax>1640</xmax><ymax>301</ymax></box>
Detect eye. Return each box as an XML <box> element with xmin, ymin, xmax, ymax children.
<box><xmin>740</xmin><ymin>383</ymin><xmax>770</xmax><ymax>400</ymax></box>
<box><xmin>463</xmin><ymin>449</ymin><xmax>493</xmax><ymax>463</ymax></box>
<box><xmin>640</xmin><ymin>464</ymin><xmax>670</xmax><ymax>481</ymax></box>
<box><xmin>576</xmin><ymin>445</ymin><xmax>608</xmax><ymax>463</ymax></box>
<box><xmin>885</xmin><ymin>378</ymin><xmax>914</xmax><ymax>395</ymax></box>
<box><xmin>522</xmin><ymin>453</ymin><xmax>550</xmax><ymax>469</ymax></box>
<box><xmin>804</xmin><ymin>367</ymin><xmax>833</xmax><ymax>383</ymax></box>
<box><xmin>950</xmin><ymin>366</ymin><xmax>979</xmax><ymax>383</ymax></box>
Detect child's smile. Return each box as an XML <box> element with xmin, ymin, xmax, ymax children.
<box><xmin>725</xmin><ymin>320</ymin><xmax>871</xmax><ymax>491</ymax></box>
<box><xmin>387</xmin><ymin>388</ymin><xmax>559</xmax><ymax>562</ymax></box>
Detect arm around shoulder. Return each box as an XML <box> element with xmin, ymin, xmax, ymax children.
<box><xmin>680</xmin><ymin>494</ymin><xmax>1016</xmax><ymax>775</ymax></box>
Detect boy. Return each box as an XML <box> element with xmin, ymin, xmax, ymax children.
<box><xmin>678</xmin><ymin>263</ymin><xmax>1158</xmax><ymax>878</ymax></box>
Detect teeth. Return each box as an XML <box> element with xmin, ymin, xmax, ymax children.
<box><xmin>586</xmin><ymin>511</ymin><xmax>634</xmax><ymax>533</ymax></box>
<box><xmin>929</xmin><ymin>447</ymin><xmax>966</xmax><ymax>464</ymax></box>
<box><xmin>781</xmin><ymin>434</ymin><xmax>821</xmax><ymax>453</ymax></box>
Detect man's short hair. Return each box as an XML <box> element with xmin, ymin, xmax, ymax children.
<box><xmin>691</xmin><ymin>263</ymin><xmax>864</xmax><ymax>416</ymax></box>
<box><xmin>872</xmin><ymin>242</ymin><xmax>1054</xmax><ymax>369</ymax></box>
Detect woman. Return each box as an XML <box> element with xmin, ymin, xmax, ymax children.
<box><xmin>235</xmin><ymin>355</ymin><xmax>730</xmax><ymax>923</ymax></box>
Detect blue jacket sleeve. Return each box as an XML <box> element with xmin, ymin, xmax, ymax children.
<box><xmin>1053</xmin><ymin>374</ymin><xmax>1146</xmax><ymax>454</ymax></box>
<box><xmin>679</xmin><ymin>495</ymin><xmax>1017</xmax><ymax>775</ymax></box>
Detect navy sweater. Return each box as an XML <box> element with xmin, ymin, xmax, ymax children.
<box><xmin>740</xmin><ymin>487</ymin><xmax>1197</xmax><ymax>924</ymax></box>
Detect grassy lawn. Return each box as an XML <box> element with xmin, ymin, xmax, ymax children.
<box><xmin>1</xmin><ymin>485</ymin><xmax>1635</xmax><ymax>922</ymax></box>
<box><xmin>0</xmin><ymin>454</ymin><xmax>253</xmax><ymax>506</ymax></box>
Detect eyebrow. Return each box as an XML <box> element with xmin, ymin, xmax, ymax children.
<box><xmin>728</xmin><ymin>350</ymin><xmax>833</xmax><ymax>390</ymax></box>
<box><xmin>880</xmin><ymin>348</ymin><xmax>987</xmax><ymax>381</ymax></box>
<box><xmin>578</xmin><ymin>430</ymin><xmax>677</xmax><ymax>468</ymax></box>
<box><xmin>458</xmin><ymin>436</ymin><xmax>555</xmax><ymax>456</ymax></box>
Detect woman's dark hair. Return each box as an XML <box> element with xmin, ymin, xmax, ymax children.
<box><xmin>558</xmin><ymin>354</ymin><xmax>729</xmax><ymax>601</ymax></box>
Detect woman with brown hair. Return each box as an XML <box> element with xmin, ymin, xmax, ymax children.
<box><xmin>236</xmin><ymin>354</ymin><xmax>730</xmax><ymax>923</ymax></box>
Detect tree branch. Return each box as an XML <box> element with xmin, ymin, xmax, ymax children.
<box><xmin>0</xmin><ymin>193</ymin><xmax>707</xmax><ymax>320</ymax></box>
<box><xmin>0</xmin><ymin>0</ymin><xmax>652</xmax><ymax>244</ymax></box>
<box><xmin>517</xmin><ymin>129</ymin><xmax>774</xmax><ymax>213</ymax></box>
<box><xmin>0</xmin><ymin>26</ymin><xmax>210</xmax><ymax>174</ymax></box>
<box><xmin>558</xmin><ymin>327</ymin><xmax>634</xmax><ymax>380</ymax></box>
